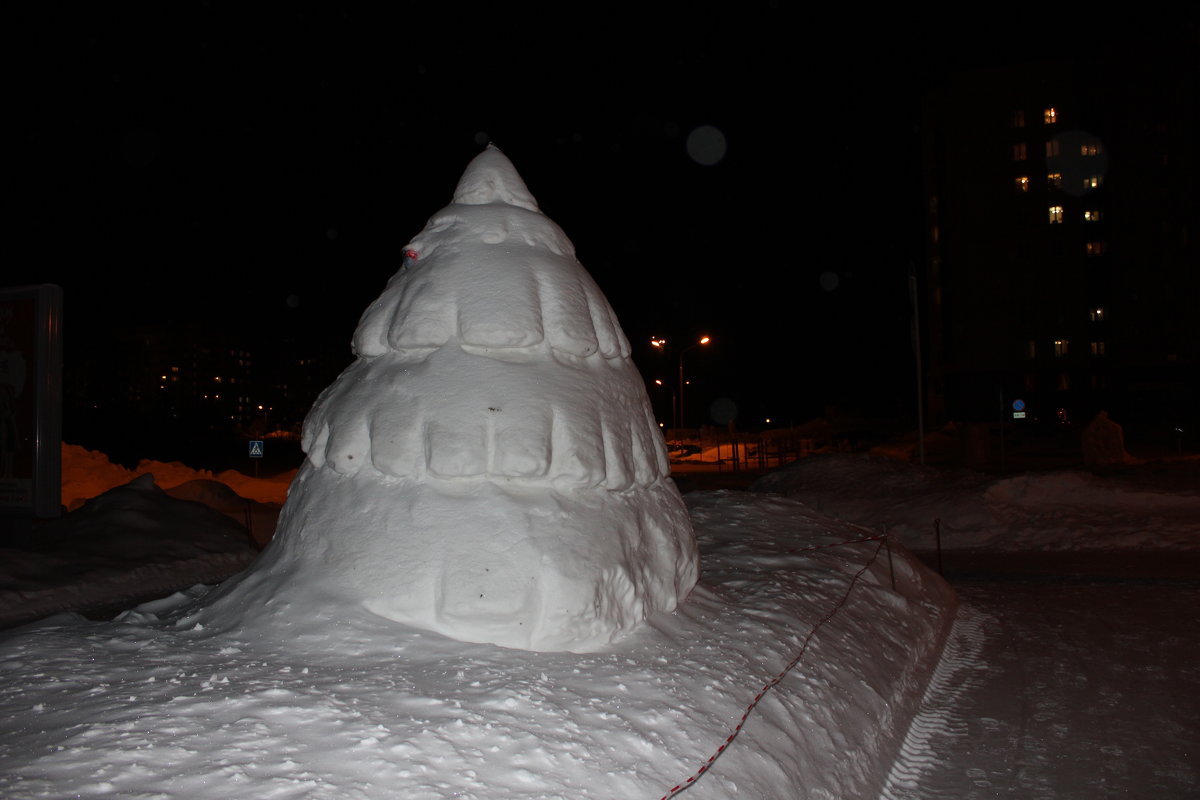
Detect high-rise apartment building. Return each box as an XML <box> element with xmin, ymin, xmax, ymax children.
<box><xmin>919</xmin><ymin>46</ymin><xmax>1197</xmax><ymax>444</ymax></box>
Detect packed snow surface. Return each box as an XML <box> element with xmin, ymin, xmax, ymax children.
<box><xmin>2</xmin><ymin>447</ymin><xmax>1197</xmax><ymax>798</ymax></box>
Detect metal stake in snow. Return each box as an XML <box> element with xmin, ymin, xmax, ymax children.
<box><xmin>658</xmin><ymin>536</ymin><xmax>887</xmax><ymax>798</ymax></box>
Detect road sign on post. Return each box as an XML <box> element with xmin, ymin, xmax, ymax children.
<box><xmin>249</xmin><ymin>439</ymin><xmax>264</xmax><ymax>478</ymax></box>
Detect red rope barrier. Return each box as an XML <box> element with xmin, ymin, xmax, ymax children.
<box><xmin>658</xmin><ymin>536</ymin><xmax>888</xmax><ymax>799</ymax></box>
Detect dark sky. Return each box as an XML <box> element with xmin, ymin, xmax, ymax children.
<box><xmin>11</xmin><ymin>4</ymin><xmax>1182</xmax><ymax>426</ymax></box>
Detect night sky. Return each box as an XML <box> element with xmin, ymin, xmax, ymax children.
<box><xmin>10</xmin><ymin>5</ymin><xmax>1177</xmax><ymax>429</ymax></box>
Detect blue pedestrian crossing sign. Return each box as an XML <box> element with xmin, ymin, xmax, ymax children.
<box><xmin>249</xmin><ymin>440</ymin><xmax>264</xmax><ymax>458</ymax></box>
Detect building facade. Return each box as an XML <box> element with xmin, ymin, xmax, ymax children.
<box><xmin>919</xmin><ymin>48</ymin><xmax>1197</xmax><ymax>447</ymax></box>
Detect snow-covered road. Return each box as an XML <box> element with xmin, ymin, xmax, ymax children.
<box><xmin>882</xmin><ymin>576</ymin><xmax>1200</xmax><ymax>799</ymax></box>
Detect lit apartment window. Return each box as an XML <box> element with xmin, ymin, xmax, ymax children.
<box><xmin>1081</xmin><ymin>143</ymin><xmax>1101</xmax><ymax>156</ymax></box>
<box><xmin>1090</xmin><ymin>341</ymin><xmax>1106</xmax><ymax>356</ymax></box>
<box><xmin>1046</xmin><ymin>139</ymin><xmax>1060</xmax><ymax>157</ymax></box>
<box><xmin>1053</xmin><ymin>339</ymin><xmax>1069</xmax><ymax>357</ymax></box>
<box><xmin>1048</xmin><ymin>172</ymin><xmax>1063</xmax><ymax>188</ymax></box>
<box><xmin>1013</xmin><ymin>109</ymin><xmax>1026</xmax><ymax>127</ymax></box>
<box><xmin>1084</xmin><ymin>175</ymin><xmax>1102</xmax><ymax>189</ymax></box>
<box><xmin>1049</xmin><ymin>205</ymin><xmax>1064</xmax><ymax>223</ymax></box>
<box><xmin>1026</xmin><ymin>340</ymin><xmax>1037</xmax><ymax>359</ymax></box>
<box><xmin>1084</xmin><ymin>209</ymin><xmax>1102</xmax><ymax>221</ymax></box>
<box><xmin>1090</xmin><ymin>307</ymin><xmax>1106</xmax><ymax>321</ymax></box>
<box><xmin>1044</xmin><ymin>107</ymin><xmax>1058</xmax><ymax>124</ymax></box>
<box><xmin>1013</xmin><ymin>142</ymin><xmax>1027</xmax><ymax>161</ymax></box>
<box><xmin>1086</xmin><ymin>241</ymin><xmax>1106</xmax><ymax>255</ymax></box>
<box><xmin>1015</xmin><ymin>176</ymin><xmax>1030</xmax><ymax>192</ymax></box>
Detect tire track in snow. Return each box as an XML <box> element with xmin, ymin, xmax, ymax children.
<box><xmin>878</xmin><ymin>604</ymin><xmax>993</xmax><ymax>800</ymax></box>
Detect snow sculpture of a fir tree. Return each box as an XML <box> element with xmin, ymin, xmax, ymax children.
<box><xmin>198</xmin><ymin>144</ymin><xmax>698</xmax><ymax>652</ymax></box>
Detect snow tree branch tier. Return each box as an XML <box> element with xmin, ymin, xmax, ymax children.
<box><xmin>193</xmin><ymin>144</ymin><xmax>700</xmax><ymax>652</ymax></box>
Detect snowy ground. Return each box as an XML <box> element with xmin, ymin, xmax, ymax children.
<box><xmin>880</xmin><ymin>580</ymin><xmax>1199</xmax><ymax>799</ymax></box>
<box><xmin>1</xmin><ymin>447</ymin><xmax>1197</xmax><ymax>798</ymax></box>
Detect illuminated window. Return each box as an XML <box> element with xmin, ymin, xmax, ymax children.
<box><xmin>1049</xmin><ymin>205</ymin><xmax>1064</xmax><ymax>223</ymax></box>
<box><xmin>1046</xmin><ymin>139</ymin><xmax>1060</xmax><ymax>157</ymax></box>
<box><xmin>1084</xmin><ymin>209</ymin><xmax>1102</xmax><ymax>221</ymax></box>
<box><xmin>1044</xmin><ymin>107</ymin><xmax>1058</xmax><ymax>124</ymax></box>
<box><xmin>1083</xmin><ymin>175</ymin><xmax>1102</xmax><ymax>189</ymax></box>
<box><xmin>1015</xmin><ymin>176</ymin><xmax>1030</xmax><ymax>192</ymax></box>
<box><xmin>1090</xmin><ymin>307</ymin><xmax>1106</xmax><ymax>321</ymax></box>
<box><xmin>1053</xmin><ymin>339</ymin><xmax>1069</xmax><ymax>357</ymax></box>
<box><xmin>1090</xmin><ymin>341</ymin><xmax>1106</xmax><ymax>356</ymax></box>
<box><xmin>1013</xmin><ymin>142</ymin><xmax>1027</xmax><ymax>161</ymax></box>
<box><xmin>1086</xmin><ymin>241</ymin><xmax>1106</xmax><ymax>255</ymax></box>
<box><xmin>1048</xmin><ymin>172</ymin><xmax>1063</xmax><ymax>188</ymax></box>
<box><xmin>1081</xmin><ymin>143</ymin><xmax>1101</xmax><ymax>156</ymax></box>
<box><xmin>1026</xmin><ymin>340</ymin><xmax>1037</xmax><ymax>359</ymax></box>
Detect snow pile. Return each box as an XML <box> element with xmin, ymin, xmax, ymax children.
<box><xmin>0</xmin><ymin>490</ymin><xmax>954</xmax><ymax>800</ymax></box>
<box><xmin>192</xmin><ymin>145</ymin><xmax>697</xmax><ymax>653</ymax></box>
<box><xmin>0</xmin><ymin>474</ymin><xmax>258</xmax><ymax>629</ymax></box>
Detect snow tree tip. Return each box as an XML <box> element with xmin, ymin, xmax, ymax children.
<box><xmin>451</xmin><ymin>143</ymin><xmax>540</xmax><ymax>212</ymax></box>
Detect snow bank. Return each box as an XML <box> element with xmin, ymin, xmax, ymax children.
<box><xmin>0</xmin><ymin>474</ymin><xmax>258</xmax><ymax>628</ymax></box>
<box><xmin>752</xmin><ymin>452</ymin><xmax>1200</xmax><ymax>551</ymax></box>
<box><xmin>60</xmin><ymin>442</ymin><xmax>293</xmax><ymax>511</ymax></box>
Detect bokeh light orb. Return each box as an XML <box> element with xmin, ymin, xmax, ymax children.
<box><xmin>686</xmin><ymin>124</ymin><xmax>727</xmax><ymax>166</ymax></box>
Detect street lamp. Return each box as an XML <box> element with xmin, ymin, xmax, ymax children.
<box><xmin>677</xmin><ymin>336</ymin><xmax>710</xmax><ymax>430</ymax></box>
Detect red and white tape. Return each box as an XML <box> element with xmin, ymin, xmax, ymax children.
<box><xmin>658</xmin><ymin>536</ymin><xmax>887</xmax><ymax>798</ymax></box>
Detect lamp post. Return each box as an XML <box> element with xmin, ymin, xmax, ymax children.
<box><xmin>677</xmin><ymin>336</ymin><xmax>710</xmax><ymax>430</ymax></box>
